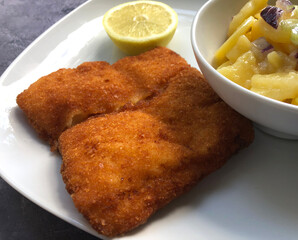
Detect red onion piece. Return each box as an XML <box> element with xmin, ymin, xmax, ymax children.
<box><xmin>277</xmin><ymin>0</ymin><xmax>293</xmax><ymax>6</ymax></box>
<box><xmin>276</xmin><ymin>0</ymin><xmax>293</xmax><ymax>11</ymax></box>
<box><xmin>252</xmin><ymin>37</ymin><xmax>273</xmax><ymax>53</ymax></box>
<box><xmin>276</xmin><ymin>0</ymin><xmax>296</xmax><ymax>16</ymax></box>
<box><xmin>262</xmin><ymin>45</ymin><xmax>274</xmax><ymax>53</ymax></box>
<box><xmin>261</xmin><ymin>6</ymin><xmax>283</xmax><ymax>29</ymax></box>
<box><xmin>290</xmin><ymin>50</ymin><xmax>298</xmax><ymax>59</ymax></box>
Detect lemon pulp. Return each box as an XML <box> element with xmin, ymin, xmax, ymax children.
<box><xmin>103</xmin><ymin>1</ymin><xmax>178</xmax><ymax>55</ymax></box>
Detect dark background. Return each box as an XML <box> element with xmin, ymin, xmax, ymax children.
<box><xmin>0</xmin><ymin>1</ymin><xmax>99</xmax><ymax>239</ymax></box>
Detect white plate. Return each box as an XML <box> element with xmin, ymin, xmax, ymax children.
<box><xmin>0</xmin><ymin>0</ymin><xmax>298</xmax><ymax>239</ymax></box>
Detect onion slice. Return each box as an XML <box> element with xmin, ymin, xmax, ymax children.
<box><xmin>276</xmin><ymin>0</ymin><xmax>293</xmax><ymax>9</ymax></box>
<box><xmin>261</xmin><ymin>6</ymin><xmax>283</xmax><ymax>29</ymax></box>
<box><xmin>252</xmin><ymin>37</ymin><xmax>274</xmax><ymax>53</ymax></box>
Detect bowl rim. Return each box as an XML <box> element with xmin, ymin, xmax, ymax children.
<box><xmin>191</xmin><ymin>0</ymin><xmax>298</xmax><ymax>112</ymax></box>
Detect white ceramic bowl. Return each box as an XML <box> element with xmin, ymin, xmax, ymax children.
<box><xmin>191</xmin><ymin>0</ymin><xmax>298</xmax><ymax>139</ymax></box>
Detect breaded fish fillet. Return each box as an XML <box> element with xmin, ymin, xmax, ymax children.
<box><xmin>113</xmin><ymin>46</ymin><xmax>189</xmax><ymax>91</ymax></box>
<box><xmin>59</xmin><ymin>68</ymin><xmax>254</xmax><ymax>237</ymax></box>
<box><xmin>17</xmin><ymin>61</ymin><xmax>137</xmax><ymax>148</ymax></box>
<box><xmin>16</xmin><ymin>47</ymin><xmax>189</xmax><ymax>148</ymax></box>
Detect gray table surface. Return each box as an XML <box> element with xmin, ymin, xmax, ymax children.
<box><xmin>0</xmin><ymin>1</ymin><xmax>99</xmax><ymax>239</ymax></box>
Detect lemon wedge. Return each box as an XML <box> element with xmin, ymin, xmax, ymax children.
<box><xmin>103</xmin><ymin>1</ymin><xmax>178</xmax><ymax>55</ymax></box>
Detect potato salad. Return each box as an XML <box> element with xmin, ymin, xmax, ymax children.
<box><xmin>214</xmin><ymin>0</ymin><xmax>298</xmax><ymax>105</ymax></box>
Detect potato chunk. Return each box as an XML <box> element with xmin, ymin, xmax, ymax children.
<box><xmin>228</xmin><ymin>0</ymin><xmax>267</xmax><ymax>36</ymax></box>
<box><xmin>214</xmin><ymin>16</ymin><xmax>256</xmax><ymax>66</ymax></box>
<box><xmin>251</xmin><ymin>71</ymin><xmax>298</xmax><ymax>101</ymax></box>
<box><xmin>218</xmin><ymin>51</ymin><xmax>258</xmax><ymax>88</ymax></box>
<box><xmin>226</xmin><ymin>35</ymin><xmax>252</xmax><ymax>62</ymax></box>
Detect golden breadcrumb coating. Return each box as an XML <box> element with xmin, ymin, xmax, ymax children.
<box><xmin>113</xmin><ymin>46</ymin><xmax>189</xmax><ymax>91</ymax></box>
<box><xmin>16</xmin><ymin>47</ymin><xmax>189</xmax><ymax>148</ymax></box>
<box><xmin>59</xmin><ymin>68</ymin><xmax>254</xmax><ymax>237</ymax></box>
<box><xmin>17</xmin><ymin>62</ymin><xmax>134</xmax><ymax>148</ymax></box>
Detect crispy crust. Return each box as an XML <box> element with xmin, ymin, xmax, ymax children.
<box><xmin>16</xmin><ymin>47</ymin><xmax>190</xmax><ymax>148</ymax></box>
<box><xmin>113</xmin><ymin>46</ymin><xmax>190</xmax><ymax>91</ymax></box>
<box><xmin>17</xmin><ymin>61</ymin><xmax>137</xmax><ymax>147</ymax></box>
<box><xmin>59</xmin><ymin>68</ymin><xmax>254</xmax><ymax>237</ymax></box>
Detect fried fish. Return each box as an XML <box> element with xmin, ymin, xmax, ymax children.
<box><xmin>59</xmin><ymin>68</ymin><xmax>254</xmax><ymax>237</ymax></box>
<box><xmin>16</xmin><ymin>47</ymin><xmax>189</xmax><ymax>148</ymax></box>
